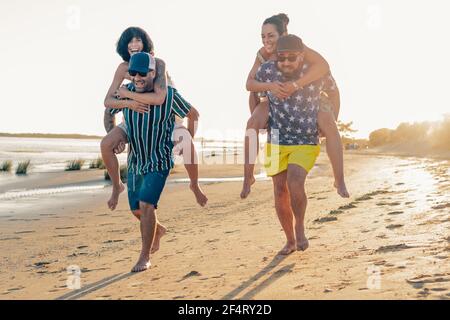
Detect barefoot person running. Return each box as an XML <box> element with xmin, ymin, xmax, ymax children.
<box><xmin>241</xmin><ymin>14</ymin><xmax>349</xmax><ymax>199</ymax></box>
<box><xmin>102</xmin><ymin>27</ymin><xmax>207</xmax><ymax>211</ymax></box>
<box><xmin>108</xmin><ymin>53</ymin><xmax>199</xmax><ymax>272</ymax></box>
<box><xmin>257</xmin><ymin>35</ymin><xmax>338</xmax><ymax>255</ymax></box>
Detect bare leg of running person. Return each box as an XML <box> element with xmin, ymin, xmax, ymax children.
<box><xmin>241</xmin><ymin>99</ymin><xmax>269</xmax><ymax>199</ymax></box>
<box><xmin>101</xmin><ymin>126</ymin><xmax>127</xmax><ymax>210</ymax></box>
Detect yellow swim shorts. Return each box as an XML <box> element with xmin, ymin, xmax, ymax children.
<box><xmin>264</xmin><ymin>143</ymin><xmax>320</xmax><ymax>177</ymax></box>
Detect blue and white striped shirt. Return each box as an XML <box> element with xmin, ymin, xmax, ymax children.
<box><xmin>109</xmin><ymin>85</ymin><xmax>191</xmax><ymax>174</ymax></box>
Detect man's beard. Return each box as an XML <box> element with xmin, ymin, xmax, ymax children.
<box><xmin>283</xmin><ymin>64</ymin><xmax>303</xmax><ymax>80</ymax></box>
<box><xmin>134</xmin><ymin>81</ymin><xmax>154</xmax><ymax>93</ymax></box>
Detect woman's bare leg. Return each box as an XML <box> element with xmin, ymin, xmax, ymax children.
<box><xmin>173</xmin><ymin>127</ymin><xmax>208</xmax><ymax>207</ymax></box>
<box><xmin>317</xmin><ymin>107</ymin><xmax>350</xmax><ymax>198</ymax></box>
<box><xmin>249</xmin><ymin>91</ymin><xmax>258</xmax><ymax>114</ymax></box>
<box><xmin>241</xmin><ymin>100</ymin><xmax>269</xmax><ymax>199</ymax></box>
<box><xmin>100</xmin><ymin>126</ymin><xmax>127</xmax><ymax>210</ymax></box>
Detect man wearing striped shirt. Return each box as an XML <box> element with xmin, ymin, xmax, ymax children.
<box><xmin>109</xmin><ymin>52</ymin><xmax>199</xmax><ymax>272</ymax></box>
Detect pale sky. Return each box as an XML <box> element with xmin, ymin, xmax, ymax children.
<box><xmin>1</xmin><ymin>0</ymin><xmax>449</xmax><ymax>139</ymax></box>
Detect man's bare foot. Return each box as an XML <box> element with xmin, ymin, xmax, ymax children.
<box><xmin>190</xmin><ymin>183</ymin><xmax>208</xmax><ymax>207</ymax></box>
<box><xmin>151</xmin><ymin>224</ymin><xmax>167</xmax><ymax>254</ymax></box>
<box><xmin>334</xmin><ymin>181</ymin><xmax>350</xmax><ymax>198</ymax></box>
<box><xmin>107</xmin><ymin>182</ymin><xmax>125</xmax><ymax>211</ymax></box>
<box><xmin>297</xmin><ymin>237</ymin><xmax>309</xmax><ymax>251</ymax></box>
<box><xmin>131</xmin><ymin>255</ymin><xmax>151</xmax><ymax>273</ymax></box>
<box><xmin>240</xmin><ymin>176</ymin><xmax>256</xmax><ymax>199</ymax></box>
<box><xmin>277</xmin><ymin>242</ymin><xmax>296</xmax><ymax>255</ymax></box>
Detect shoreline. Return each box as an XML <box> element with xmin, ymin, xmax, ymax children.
<box><xmin>348</xmin><ymin>149</ymin><xmax>450</xmax><ymax>161</ymax></box>
<box><xmin>0</xmin><ymin>150</ymin><xmax>447</xmax><ymax>214</ymax></box>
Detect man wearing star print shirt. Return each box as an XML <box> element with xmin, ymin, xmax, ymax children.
<box><xmin>256</xmin><ymin>34</ymin><xmax>338</xmax><ymax>255</ymax></box>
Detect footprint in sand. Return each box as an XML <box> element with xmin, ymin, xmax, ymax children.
<box><xmin>432</xmin><ymin>203</ymin><xmax>450</xmax><ymax>210</ymax></box>
<box><xmin>407</xmin><ymin>275</ymin><xmax>450</xmax><ymax>296</ymax></box>
<box><xmin>372</xmin><ymin>260</ymin><xmax>387</xmax><ymax>266</ymax></box>
<box><xmin>14</xmin><ymin>230</ymin><xmax>35</xmax><ymax>234</ymax></box>
<box><xmin>0</xmin><ymin>237</ymin><xmax>21</xmax><ymax>241</ymax></box>
<box><xmin>224</xmin><ymin>230</ymin><xmax>240</xmax><ymax>234</ymax></box>
<box><xmin>375</xmin><ymin>244</ymin><xmax>413</xmax><ymax>253</ymax></box>
<box><xmin>430</xmin><ymin>288</ymin><xmax>448</xmax><ymax>292</ymax></box>
<box><xmin>314</xmin><ymin>216</ymin><xmax>338</xmax><ymax>223</ymax></box>
<box><xmin>178</xmin><ymin>271</ymin><xmax>201</xmax><ymax>282</ymax></box>
<box><xmin>417</xmin><ymin>289</ymin><xmax>431</xmax><ymax>297</ymax></box>
<box><xmin>388</xmin><ymin>211</ymin><xmax>404</xmax><ymax>215</ymax></box>
<box><xmin>329</xmin><ymin>210</ymin><xmax>344</xmax><ymax>215</ymax></box>
<box><xmin>338</xmin><ymin>203</ymin><xmax>357</xmax><ymax>210</ymax></box>
<box><xmin>33</xmin><ymin>261</ymin><xmax>55</xmax><ymax>268</ymax></box>
<box><xmin>376</xmin><ymin>201</ymin><xmax>401</xmax><ymax>206</ymax></box>
<box><xmin>368</xmin><ymin>190</ymin><xmax>391</xmax><ymax>197</ymax></box>
<box><xmin>7</xmin><ymin>286</ymin><xmax>25</xmax><ymax>292</ymax></box>
<box><xmin>386</xmin><ymin>224</ymin><xmax>404</xmax><ymax>230</ymax></box>
<box><xmin>67</xmin><ymin>252</ymin><xmax>88</xmax><ymax>257</ymax></box>
<box><xmin>103</xmin><ymin>239</ymin><xmax>124</xmax><ymax>244</ymax></box>
<box><xmin>356</xmin><ymin>195</ymin><xmax>373</xmax><ymax>201</ymax></box>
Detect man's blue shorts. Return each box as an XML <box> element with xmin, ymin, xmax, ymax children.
<box><xmin>127</xmin><ymin>170</ymin><xmax>170</xmax><ymax>211</ymax></box>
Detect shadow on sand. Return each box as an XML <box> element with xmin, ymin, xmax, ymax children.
<box><xmin>221</xmin><ymin>255</ymin><xmax>295</xmax><ymax>300</ymax></box>
<box><xmin>55</xmin><ymin>272</ymin><xmax>137</xmax><ymax>300</ymax></box>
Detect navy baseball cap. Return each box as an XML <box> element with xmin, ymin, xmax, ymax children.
<box><xmin>129</xmin><ymin>52</ymin><xmax>156</xmax><ymax>75</ymax></box>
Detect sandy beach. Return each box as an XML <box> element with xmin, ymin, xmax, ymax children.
<box><xmin>0</xmin><ymin>152</ymin><xmax>449</xmax><ymax>300</ymax></box>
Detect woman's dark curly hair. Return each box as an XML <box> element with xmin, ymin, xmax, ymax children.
<box><xmin>116</xmin><ymin>27</ymin><xmax>154</xmax><ymax>62</ymax></box>
<box><xmin>263</xmin><ymin>13</ymin><xmax>289</xmax><ymax>35</ymax></box>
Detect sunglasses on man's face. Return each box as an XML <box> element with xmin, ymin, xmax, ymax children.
<box><xmin>129</xmin><ymin>70</ymin><xmax>148</xmax><ymax>77</ymax></box>
<box><xmin>277</xmin><ymin>55</ymin><xmax>300</xmax><ymax>63</ymax></box>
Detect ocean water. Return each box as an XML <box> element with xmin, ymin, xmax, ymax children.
<box><xmin>0</xmin><ymin>137</ymin><xmax>117</xmax><ymax>173</ymax></box>
<box><xmin>0</xmin><ymin>137</ymin><xmax>249</xmax><ymax>212</ymax></box>
<box><xmin>0</xmin><ymin>136</ymin><xmax>243</xmax><ymax>177</ymax></box>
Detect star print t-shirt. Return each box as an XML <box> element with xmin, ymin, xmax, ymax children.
<box><xmin>256</xmin><ymin>60</ymin><xmax>337</xmax><ymax>146</ymax></box>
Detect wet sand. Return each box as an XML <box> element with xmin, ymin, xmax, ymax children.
<box><xmin>0</xmin><ymin>153</ymin><xmax>449</xmax><ymax>300</ymax></box>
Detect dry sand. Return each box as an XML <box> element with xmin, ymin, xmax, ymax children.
<box><xmin>0</xmin><ymin>153</ymin><xmax>449</xmax><ymax>300</ymax></box>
